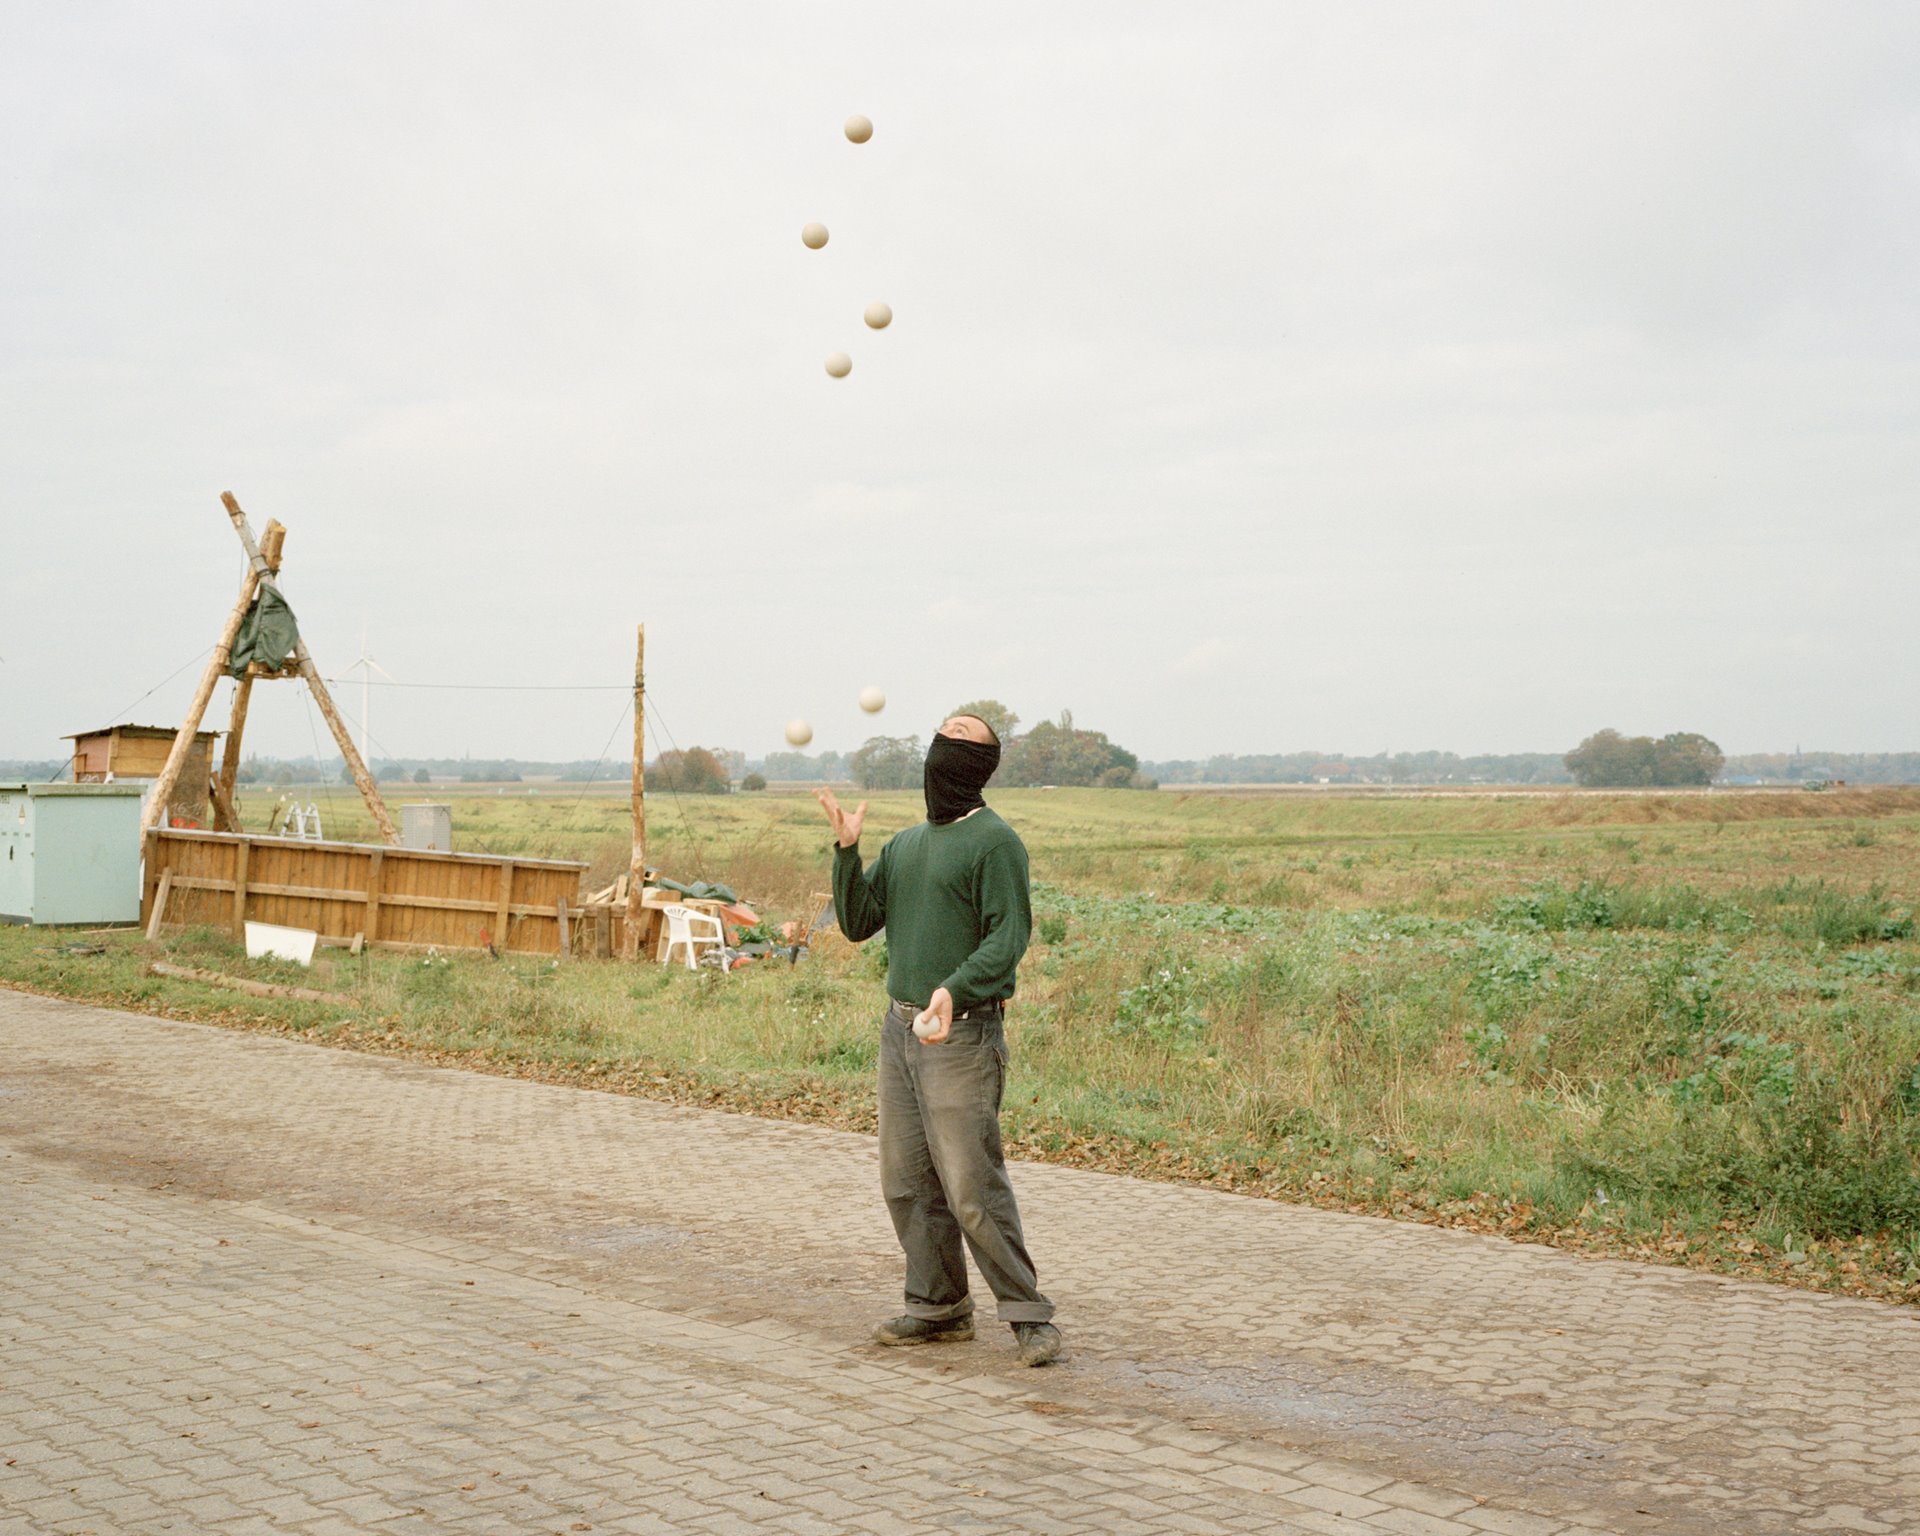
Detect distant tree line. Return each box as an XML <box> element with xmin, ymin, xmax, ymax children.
<box><xmin>1145</xmin><ymin>750</ymin><xmax>1575</xmax><ymax>785</ymax></box>
<box><xmin>11</xmin><ymin>744</ymin><xmax>1918</xmax><ymax>791</ymax></box>
<box><xmin>0</xmin><ymin>759</ymin><xmax>67</xmax><ymax>782</ymax></box>
<box><xmin>1719</xmin><ymin>752</ymin><xmax>1920</xmax><ymax>785</ymax></box>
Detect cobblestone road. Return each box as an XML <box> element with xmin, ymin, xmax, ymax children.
<box><xmin>4</xmin><ymin>991</ymin><xmax>1917</xmax><ymax>1535</ymax></box>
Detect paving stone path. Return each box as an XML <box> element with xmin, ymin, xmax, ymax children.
<box><xmin>3</xmin><ymin>990</ymin><xmax>1916</xmax><ymax>1536</ymax></box>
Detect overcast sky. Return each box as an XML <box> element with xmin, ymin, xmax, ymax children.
<box><xmin>3</xmin><ymin>2</ymin><xmax>1915</xmax><ymax>767</ymax></box>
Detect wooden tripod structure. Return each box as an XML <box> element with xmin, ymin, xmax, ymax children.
<box><xmin>141</xmin><ymin>492</ymin><xmax>398</xmax><ymax>844</ymax></box>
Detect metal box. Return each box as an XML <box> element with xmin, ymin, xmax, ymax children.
<box><xmin>401</xmin><ymin>803</ymin><xmax>453</xmax><ymax>853</ymax></box>
<box><xmin>0</xmin><ymin>783</ymin><xmax>146</xmax><ymax>926</ymax></box>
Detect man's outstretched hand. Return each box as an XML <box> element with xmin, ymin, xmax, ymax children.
<box><xmin>815</xmin><ymin>788</ymin><xmax>868</xmax><ymax>849</ymax></box>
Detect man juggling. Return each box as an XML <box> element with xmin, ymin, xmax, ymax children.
<box><xmin>816</xmin><ymin>713</ymin><xmax>1062</xmax><ymax>1367</ymax></box>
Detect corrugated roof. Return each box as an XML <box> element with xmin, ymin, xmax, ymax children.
<box><xmin>61</xmin><ymin>724</ymin><xmax>222</xmax><ymax>741</ymax></box>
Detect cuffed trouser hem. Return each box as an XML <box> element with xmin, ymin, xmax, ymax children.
<box><xmin>995</xmin><ymin>1301</ymin><xmax>1056</xmax><ymax>1324</ymax></box>
<box><xmin>904</xmin><ymin>1298</ymin><xmax>976</xmax><ymax>1322</ymax></box>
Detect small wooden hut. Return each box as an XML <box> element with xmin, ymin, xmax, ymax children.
<box><xmin>66</xmin><ymin>724</ymin><xmax>220</xmax><ymax>825</ymax></box>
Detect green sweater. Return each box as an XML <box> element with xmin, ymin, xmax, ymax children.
<box><xmin>832</xmin><ymin>808</ymin><xmax>1032</xmax><ymax>1010</ymax></box>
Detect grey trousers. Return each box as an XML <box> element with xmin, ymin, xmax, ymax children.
<box><xmin>877</xmin><ymin>1000</ymin><xmax>1054</xmax><ymax>1325</ymax></box>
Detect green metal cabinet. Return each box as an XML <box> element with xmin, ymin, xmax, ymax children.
<box><xmin>0</xmin><ymin>783</ymin><xmax>146</xmax><ymax>926</ymax></box>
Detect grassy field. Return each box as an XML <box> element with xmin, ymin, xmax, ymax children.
<box><xmin>5</xmin><ymin>782</ymin><xmax>1917</xmax><ymax>1303</ymax></box>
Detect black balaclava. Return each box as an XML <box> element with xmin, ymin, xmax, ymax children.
<box><xmin>923</xmin><ymin>732</ymin><xmax>1001</xmax><ymax>825</ymax></box>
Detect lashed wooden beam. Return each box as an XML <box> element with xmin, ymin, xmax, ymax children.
<box><xmin>220</xmin><ymin>492</ymin><xmax>398</xmax><ymax>845</ymax></box>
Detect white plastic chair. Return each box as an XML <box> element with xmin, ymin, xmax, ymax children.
<box><xmin>661</xmin><ymin>903</ymin><xmax>726</xmax><ymax>971</ymax></box>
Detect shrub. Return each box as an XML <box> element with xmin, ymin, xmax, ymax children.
<box><xmin>652</xmin><ymin>748</ymin><xmax>731</xmax><ymax>795</ymax></box>
<box><xmin>1758</xmin><ymin>879</ymin><xmax>1914</xmax><ymax>945</ymax></box>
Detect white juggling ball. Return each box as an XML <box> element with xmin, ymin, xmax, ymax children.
<box><xmin>824</xmin><ymin>352</ymin><xmax>852</xmax><ymax>378</ymax></box>
<box><xmin>845</xmin><ymin>115</ymin><xmax>873</xmax><ymax>144</ymax></box>
<box><xmin>801</xmin><ymin>222</ymin><xmax>829</xmax><ymax>250</ymax></box>
<box><xmin>785</xmin><ymin>719</ymin><xmax>814</xmax><ymax>747</ymax></box>
<box><xmin>863</xmin><ymin>302</ymin><xmax>892</xmax><ymax>330</ymax></box>
<box><xmin>859</xmin><ymin>687</ymin><xmax>886</xmax><ymax>714</ymax></box>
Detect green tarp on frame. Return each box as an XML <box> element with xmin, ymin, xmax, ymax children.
<box><xmin>228</xmin><ymin>588</ymin><xmax>300</xmax><ymax>678</ymax></box>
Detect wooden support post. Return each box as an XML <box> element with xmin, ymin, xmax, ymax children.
<box><xmin>220</xmin><ymin>492</ymin><xmax>399</xmax><ymax>845</ymax></box>
<box><xmin>214</xmin><ymin>519</ymin><xmax>285</xmax><ymax>829</ymax></box>
<box><xmin>595</xmin><ymin>903</ymin><xmax>612</xmax><ymax>960</ymax></box>
<box><xmin>230</xmin><ymin>838</ymin><xmax>250</xmax><ymax>941</ymax></box>
<box><xmin>142</xmin><ymin>562</ymin><xmax>262</xmax><ymax>835</ymax></box>
<box><xmin>146</xmin><ymin>870</ymin><xmax>173</xmax><ymax>942</ymax></box>
<box><xmin>364</xmin><ymin>848</ymin><xmax>383</xmax><ymax>946</ymax></box>
<box><xmin>555</xmin><ymin>896</ymin><xmax>571</xmax><ymax>962</ymax></box>
<box><xmin>624</xmin><ymin>623</ymin><xmax>646</xmax><ymax>957</ymax></box>
<box><xmin>209</xmin><ymin>778</ymin><xmax>241</xmax><ymax>835</ymax></box>
<box><xmin>493</xmin><ymin>860</ymin><xmax>515</xmax><ymax>948</ymax></box>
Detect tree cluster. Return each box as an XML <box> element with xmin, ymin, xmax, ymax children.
<box><xmin>1563</xmin><ymin>730</ymin><xmax>1724</xmax><ymax>788</ymax></box>
<box><xmin>940</xmin><ymin>702</ymin><xmax>1152</xmax><ymax>789</ymax></box>
<box><xmin>850</xmin><ymin>735</ymin><xmax>924</xmax><ymax>789</ymax></box>
<box><xmin>650</xmin><ymin>747</ymin><xmax>732</xmax><ymax>795</ymax></box>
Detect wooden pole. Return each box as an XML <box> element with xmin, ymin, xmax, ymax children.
<box><xmin>142</xmin><ymin>559</ymin><xmax>263</xmax><ymax>835</ymax></box>
<box><xmin>625</xmin><ymin>623</ymin><xmax>646</xmax><ymax>957</ymax></box>
<box><xmin>214</xmin><ymin>519</ymin><xmax>285</xmax><ymax>830</ymax></box>
<box><xmin>220</xmin><ymin>492</ymin><xmax>399</xmax><ymax>846</ymax></box>
<box><xmin>147</xmin><ymin>961</ymin><xmax>355</xmax><ymax>1006</ymax></box>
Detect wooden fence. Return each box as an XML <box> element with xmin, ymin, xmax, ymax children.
<box><xmin>141</xmin><ymin>829</ymin><xmax>587</xmax><ymax>957</ymax></box>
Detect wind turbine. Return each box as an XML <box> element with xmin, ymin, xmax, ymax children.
<box><xmin>339</xmin><ymin>624</ymin><xmax>395</xmax><ymax>768</ymax></box>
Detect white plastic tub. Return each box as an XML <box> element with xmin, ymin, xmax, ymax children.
<box><xmin>244</xmin><ymin>921</ymin><xmax>318</xmax><ymax>967</ymax></box>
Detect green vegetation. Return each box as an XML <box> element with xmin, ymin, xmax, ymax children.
<box><xmin>650</xmin><ymin>747</ymin><xmax>732</xmax><ymax>795</ymax></box>
<box><xmin>4</xmin><ymin>782</ymin><xmax>1916</xmax><ymax>1303</ymax></box>
<box><xmin>850</xmin><ymin>735</ymin><xmax>924</xmax><ymax>790</ymax></box>
<box><xmin>995</xmin><ymin>710</ymin><xmax>1154</xmax><ymax>789</ymax></box>
<box><xmin>1565</xmin><ymin>729</ymin><xmax>1725</xmax><ymax>787</ymax></box>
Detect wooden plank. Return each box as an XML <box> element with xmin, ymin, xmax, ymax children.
<box><xmin>349</xmin><ymin>932</ymin><xmax>364</xmax><ymax>956</ymax></box>
<box><xmin>145</xmin><ymin>871</ymin><xmax>173</xmax><ymax>941</ymax></box>
<box><xmin>150</xmin><ymin>826</ymin><xmax>584</xmax><ymax>872</ymax></box>
<box><xmin>555</xmin><ymin>897</ymin><xmax>570</xmax><ymax>962</ymax></box>
<box><xmin>493</xmin><ymin>860</ymin><xmax>515</xmax><ymax>948</ymax></box>
<box><xmin>364</xmin><ymin>848</ymin><xmax>383</xmax><ymax>944</ymax></box>
<box><xmin>595</xmin><ymin>903</ymin><xmax>612</xmax><ymax>960</ymax></box>
<box><xmin>149</xmin><ymin>961</ymin><xmax>353</xmax><ymax>1006</ymax></box>
<box><xmin>230</xmin><ymin>837</ymin><xmax>250</xmax><ymax>940</ymax></box>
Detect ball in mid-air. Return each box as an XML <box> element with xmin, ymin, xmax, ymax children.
<box><xmin>844</xmin><ymin>115</ymin><xmax>873</xmax><ymax>144</ymax></box>
<box><xmin>785</xmin><ymin>719</ymin><xmax>814</xmax><ymax>748</ymax></box>
<box><xmin>859</xmin><ymin>686</ymin><xmax>886</xmax><ymax>714</ymax></box>
<box><xmin>863</xmin><ymin>302</ymin><xmax>892</xmax><ymax>330</ymax></box>
<box><xmin>824</xmin><ymin>352</ymin><xmax>852</xmax><ymax>378</ymax></box>
<box><xmin>801</xmin><ymin>222</ymin><xmax>829</xmax><ymax>249</ymax></box>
